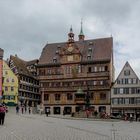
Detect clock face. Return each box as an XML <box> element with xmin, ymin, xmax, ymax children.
<box><xmin>67</xmin><ymin>46</ymin><xmax>73</xmax><ymax>52</ymax></box>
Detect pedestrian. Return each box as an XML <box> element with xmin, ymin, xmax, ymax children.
<box><xmin>28</xmin><ymin>107</ymin><xmax>31</xmax><ymax>114</ymax></box>
<box><xmin>0</xmin><ymin>104</ymin><xmax>6</xmax><ymax>125</ymax></box>
<box><xmin>86</xmin><ymin>109</ymin><xmax>89</xmax><ymax>118</ymax></box>
<box><xmin>124</xmin><ymin>113</ymin><xmax>128</xmax><ymax>121</ymax></box>
<box><xmin>63</xmin><ymin>109</ymin><xmax>65</xmax><ymax>116</ymax></box>
<box><xmin>21</xmin><ymin>105</ymin><xmax>24</xmax><ymax>114</ymax></box>
<box><xmin>24</xmin><ymin>106</ymin><xmax>27</xmax><ymax>113</ymax></box>
<box><xmin>16</xmin><ymin>105</ymin><xmax>20</xmax><ymax>114</ymax></box>
<box><xmin>45</xmin><ymin>108</ymin><xmax>49</xmax><ymax>117</ymax></box>
<box><xmin>130</xmin><ymin>114</ymin><xmax>133</xmax><ymax>122</ymax></box>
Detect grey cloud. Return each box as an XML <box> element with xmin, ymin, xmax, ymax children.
<box><xmin>0</xmin><ymin>0</ymin><xmax>140</xmax><ymax>77</ymax></box>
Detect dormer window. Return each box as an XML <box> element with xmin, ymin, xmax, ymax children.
<box><xmin>53</xmin><ymin>57</ymin><xmax>57</xmax><ymax>63</ymax></box>
<box><xmin>56</xmin><ymin>50</ymin><xmax>59</xmax><ymax>54</ymax></box>
<box><xmin>89</xmin><ymin>42</ymin><xmax>93</xmax><ymax>45</ymax></box>
<box><xmin>124</xmin><ymin>70</ymin><xmax>130</xmax><ymax>76</ymax></box>
<box><xmin>87</xmin><ymin>54</ymin><xmax>91</xmax><ymax>60</ymax></box>
<box><xmin>57</xmin><ymin>45</ymin><xmax>61</xmax><ymax>49</ymax></box>
<box><xmin>88</xmin><ymin>48</ymin><xmax>92</xmax><ymax>53</ymax></box>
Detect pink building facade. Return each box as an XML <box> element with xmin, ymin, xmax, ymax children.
<box><xmin>0</xmin><ymin>48</ymin><xmax>4</xmax><ymax>98</ymax></box>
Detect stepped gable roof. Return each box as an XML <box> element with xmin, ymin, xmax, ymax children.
<box><xmin>39</xmin><ymin>37</ymin><xmax>113</xmax><ymax>65</ymax></box>
<box><xmin>10</xmin><ymin>55</ymin><xmax>33</xmax><ymax>77</ymax></box>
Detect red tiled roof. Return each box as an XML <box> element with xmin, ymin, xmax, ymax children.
<box><xmin>10</xmin><ymin>55</ymin><xmax>37</xmax><ymax>77</ymax></box>
<box><xmin>39</xmin><ymin>37</ymin><xmax>113</xmax><ymax>65</ymax></box>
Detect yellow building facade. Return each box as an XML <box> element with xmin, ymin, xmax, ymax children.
<box><xmin>2</xmin><ymin>61</ymin><xmax>18</xmax><ymax>106</ymax></box>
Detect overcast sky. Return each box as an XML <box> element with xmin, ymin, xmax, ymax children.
<box><xmin>0</xmin><ymin>0</ymin><xmax>140</xmax><ymax>78</ymax></box>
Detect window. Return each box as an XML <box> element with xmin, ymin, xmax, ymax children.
<box><xmin>100</xmin><ymin>81</ymin><xmax>103</xmax><ymax>85</ymax></box>
<box><xmin>112</xmin><ymin>98</ymin><xmax>118</xmax><ymax>105</ymax></box>
<box><xmin>124</xmin><ymin>98</ymin><xmax>129</xmax><ymax>104</ymax></box>
<box><xmin>55</xmin><ymin>50</ymin><xmax>59</xmax><ymax>54</ymax></box>
<box><xmin>11</xmin><ymin>87</ymin><xmax>14</xmax><ymax>91</ymax></box>
<box><xmin>124</xmin><ymin>70</ymin><xmax>130</xmax><ymax>76</ymax></box>
<box><xmin>12</xmin><ymin>79</ymin><xmax>15</xmax><ymax>82</ymax></box>
<box><xmin>55</xmin><ymin>94</ymin><xmax>61</xmax><ymax>101</ymax></box>
<box><xmin>39</xmin><ymin>69</ymin><xmax>45</xmax><ymax>75</ymax></box>
<box><xmin>88</xmin><ymin>67</ymin><xmax>91</xmax><ymax>73</ymax></box>
<box><xmin>47</xmin><ymin>69</ymin><xmax>51</xmax><ymax>75</ymax></box>
<box><xmin>117</xmin><ymin>80</ymin><xmax>120</xmax><ymax>84</ymax></box>
<box><xmin>90</xmin><ymin>92</ymin><xmax>94</xmax><ymax>99</ymax></box>
<box><xmin>114</xmin><ymin>88</ymin><xmax>117</xmax><ymax>94</ymax></box>
<box><xmin>120</xmin><ymin>88</ymin><xmax>123</xmax><ymax>94</ymax></box>
<box><xmin>137</xmin><ymin>88</ymin><xmax>140</xmax><ymax>94</ymax></box>
<box><xmin>5</xmin><ymin>95</ymin><xmax>9</xmax><ymax>100</ymax></box>
<box><xmin>6</xmin><ymin>78</ymin><xmax>9</xmax><ymax>82</ymax></box>
<box><xmin>133</xmin><ymin>78</ymin><xmax>137</xmax><ymax>84</ymax></box>
<box><xmin>93</xmin><ymin>81</ymin><xmax>97</xmax><ymax>85</ymax></box>
<box><xmin>88</xmin><ymin>48</ymin><xmax>92</xmax><ymax>53</ymax></box>
<box><xmin>5</xmin><ymin>87</ymin><xmax>8</xmax><ymax>91</ymax></box>
<box><xmin>89</xmin><ymin>42</ymin><xmax>93</xmax><ymax>45</ymax></box>
<box><xmin>124</xmin><ymin>79</ymin><xmax>128</xmax><ymax>84</ymax></box>
<box><xmin>131</xmin><ymin>88</ymin><xmax>136</xmax><ymax>94</ymax></box>
<box><xmin>101</xmin><ymin>67</ymin><xmax>105</xmax><ymax>72</ymax></box>
<box><xmin>66</xmin><ymin>66</ymin><xmax>71</xmax><ymax>74</ymax></box>
<box><xmin>87</xmin><ymin>55</ymin><xmax>91</xmax><ymax>60</ymax></box>
<box><xmin>10</xmin><ymin>95</ymin><xmax>15</xmax><ymax>100</ymax></box>
<box><xmin>44</xmin><ymin>94</ymin><xmax>49</xmax><ymax>101</ymax></box>
<box><xmin>5</xmin><ymin>71</ymin><xmax>8</xmax><ymax>75</ymax></box>
<box><xmin>105</xmin><ymin>66</ymin><xmax>108</xmax><ymax>71</ymax></box>
<box><xmin>124</xmin><ymin>88</ymin><xmax>129</xmax><ymax>94</ymax></box>
<box><xmin>129</xmin><ymin>98</ymin><xmax>135</xmax><ymax>104</ymax></box>
<box><xmin>128</xmin><ymin>79</ymin><xmax>132</xmax><ymax>84</ymax></box>
<box><xmin>53</xmin><ymin>57</ymin><xmax>57</xmax><ymax>63</ymax></box>
<box><xmin>67</xmin><ymin>93</ymin><xmax>73</xmax><ymax>100</ymax></box>
<box><xmin>78</xmin><ymin>65</ymin><xmax>81</xmax><ymax>73</ymax></box>
<box><xmin>94</xmin><ymin>66</ymin><xmax>97</xmax><ymax>72</ymax></box>
<box><xmin>100</xmin><ymin>93</ymin><xmax>106</xmax><ymax>100</ymax></box>
<box><xmin>136</xmin><ymin>98</ymin><xmax>140</xmax><ymax>104</ymax></box>
<box><xmin>118</xmin><ymin>98</ymin><xmax>123</xmax><ymax>104</ymax></box>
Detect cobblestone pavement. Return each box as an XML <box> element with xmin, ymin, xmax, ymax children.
<box><xmin>0</xmin><ymin>108</ymin><xmax>140</xmax><ymax>140</ymax></box>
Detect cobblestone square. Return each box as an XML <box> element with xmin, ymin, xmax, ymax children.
<box><xmin>0</xmin><ymin>108</ymin><xmax>140</xmax><ymax>140</ymax></box>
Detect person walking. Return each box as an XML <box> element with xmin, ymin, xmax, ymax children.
<box><xmin>24</xmin><ymin>106</ymin><xmax>27</xmax><ymax>114</ymax></box>
<box><xmin>28</xmin><ymin>107</ymin><xmax>31</xmax><ymax>114</ymax></box>
<box><xmin>0</xmin><ymin>104</ymin><xmax>6</xmax><ymax>125</ymax></box>
<box><xmin>21</xmin><ymin>105</ymin><xmax>24</xmax><ymax>114</ymax></box>
<box><xmin>45</xmin><ymin>108</ymin><xmax>49</xmax><ymax>117</ymax></box>
<box><xmin>130</xmin><ymin>114</ymin><xmax>133</xmax><ymax>122</ymax></box>
<box><xmin>16</xmin><ymin>105</ymin><xmax>20</xmax><ymax>114</ymax></box>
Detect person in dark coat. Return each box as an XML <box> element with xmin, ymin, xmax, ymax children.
<box><xmin>16</xmin><ymin>105</ymin><xmax>20</xmax><ymax>114</ymax></box>
<box><xmin>0</xmin><ymin>104</ymin><xmax>6</xmax><ymax>125</ymax></box>
<box><xmin>28</xmin><ymin>107</ymin><xmax>31</xmax><ymax>114</ymax></box>
<box><xmin>45</xmin><ymin>108</ymin><xmax>50</xmax><ymax>117</ymax></box>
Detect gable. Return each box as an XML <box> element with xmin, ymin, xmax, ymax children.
<box><xmin>114</xmin><ymin>62</ymin><xmax>140</xmax><ymax>85</ymax></box>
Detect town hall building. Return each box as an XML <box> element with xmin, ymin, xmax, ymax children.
<box><xmin>37</xmin><ymin>25</ymin><xmax>114</xmax><ymax>115</ymax></box>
